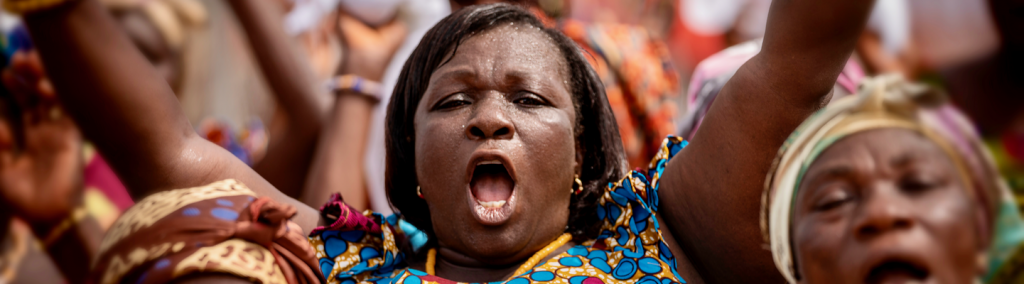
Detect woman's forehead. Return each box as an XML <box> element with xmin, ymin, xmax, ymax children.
<box><xmin>805</xmin><ymin>129</ymin><xmax>954</xmax><ymax>178</ymax></box>
<box><xmin>430</xmin><ymin>24</ymin><xmax>568</xmax><ymax>84</ymax></box>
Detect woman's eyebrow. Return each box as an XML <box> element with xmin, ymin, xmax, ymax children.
<box><xmin>807</xmin><ymin>165</ymin><xmax>854</xmax><ymax>183</ymax></box>
<box><xmin>433</xmin><ymin>68</ymin><xmax>477</xmax><ymax>83</ymax></box>
<box><xmin>890</xmin><ymin>152</ymin><xmax>921</xmax><ymax>168</ymax></box>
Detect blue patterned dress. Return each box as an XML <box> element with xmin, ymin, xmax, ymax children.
<box><xmin>309</xmin><ymin>137</ymin><xmax>689</xmax><ymax>284</ymax></box>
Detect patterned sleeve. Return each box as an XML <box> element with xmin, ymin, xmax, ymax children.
<box><xmin>577</xmin><ymin>136</ymin><xmax>688</xmax><ymax>282</ymax></box>
<box><xmin>308</xmin><ymin>194</ymin><xmax>410</xmax><ymax>284</ymax></box>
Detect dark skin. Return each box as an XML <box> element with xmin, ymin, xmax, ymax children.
<box><xmin>22</xmin><ymin>0</ymin><xmax>874</xmax><ymax>282</ymax></box>
<box><xmin>412</xmin><ymin>25</ymin><xmax>578</xmax><ymax>280</ymax></box>
<box><xmin>792</xmin><ymin>129</ymin><xmax>985</xmax><ymax>284</ymax></box>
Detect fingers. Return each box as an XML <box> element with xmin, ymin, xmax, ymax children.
<box><xmin>3</xmin><ymin>50</ymin><xmax>62</xmax><ymax>125</ymax></box>
<box><xmin>376</xmin><ymin>18</ymin><xmax>408</xmax><ymax>54</ymax></box>
<box><xmin>336</xmin><ymin>12</ymin><xmax>375</xmax><ymax>44</ymax></box>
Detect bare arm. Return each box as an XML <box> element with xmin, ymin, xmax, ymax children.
<box><xmin>226</xmin><ymin>0</ymin><xmax>331</xmax><ymax>199</ymax></box>
<box><xmin>22</xmin><ymin>0</ymin><xmax>319</xmax><ymax>232</ymax></box>
<box><xmin>658</xmin><ymin>0</ymin><xmax>876</xmax><ymax>282</ymax></box>
<box><xmin>301</xmin><ymin>92</ymin><xmax>373</xmax><ymax>210</ymax></box>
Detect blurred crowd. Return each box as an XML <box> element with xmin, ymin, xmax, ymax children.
<box><xmin>0</xmin><ymin>0</ymin><xmax>1021</xmax><ymax>283</ymax></box>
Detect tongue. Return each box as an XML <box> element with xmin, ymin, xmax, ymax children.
<box><xmin>471</xmin><ymin>166</ymin><xmax>514</xmax><ymax>202</ymax></box>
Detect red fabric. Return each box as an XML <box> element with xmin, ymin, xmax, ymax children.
<box><xmin>83</xmin><ymin>154</ymin><xmax>133</xmax><ymax>210</ymax></box>
<box><xmin>309</xmin><ymin>193</ymin><xmax>382</xmax><ymax>236</ymax></box>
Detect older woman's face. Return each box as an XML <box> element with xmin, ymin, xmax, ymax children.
<box><xmin>413</xmin><ymin>24</ymin><xmax>578</xmax><ymax>265</ymax></box>
<box><xmin>792</xmin><ymin>128</ymin><xmax>984</xmax><ymax>284</ymax></box>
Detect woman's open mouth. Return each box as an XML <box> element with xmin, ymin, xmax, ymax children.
<box><xmin>864</xmin><ymin>258</ymin><xmax>931</xmax><ymax>284</ymax></box>
<box><xmin>467</xmin><ymin>158</ymin><xmax>516</xmax><ymax>226</ymax></box>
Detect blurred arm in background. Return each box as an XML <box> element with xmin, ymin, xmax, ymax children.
<box><xmin>225</xmin><ymin>0</ymin><xmax>332</xmax><ymax>200</ymax></box>
<box><xmin>302</xmin><ymin>12</ymin><xmax>407</xmax><ymax>211</ymax></box>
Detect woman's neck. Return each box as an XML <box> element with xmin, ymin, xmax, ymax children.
<box><xmin>426</xmin><ymin>242</ymin><xmax>574</xmax><ymax>282</ymax></box>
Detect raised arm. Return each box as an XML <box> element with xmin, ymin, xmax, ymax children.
<box><xmin>658</xmin><ymin>0</ymin><xmax>877</xmax><ymax>282</ymax></box>
<box><xmin>21</xmin><ymin>0</ymin><xmax>319</xmax><ymax>232</ymax></box>
<box><xmin>226</xmin><ymin>0</ymin><xmax>332</xmax><ymax>198</ymax></box>
<box><xmin>301</xmin><ymin>13</ymin><xmax>406</xmax><ymax>209</ymax></box>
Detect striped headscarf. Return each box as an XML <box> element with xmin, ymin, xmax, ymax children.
<box><xmin>761</xmin><ymin>74</ymin><xmax>1024</xmax><ymax>283</ymax></box>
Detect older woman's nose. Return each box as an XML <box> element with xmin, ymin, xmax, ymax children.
<box><xmin>466</xmin><ymin>97</ymin><xmax>514</xmax><ymax>140</ymax></box>
<box><xmin>853</xmin><ymin>184</ymin><xmax>915</xmax><ymax>241</ymax></box>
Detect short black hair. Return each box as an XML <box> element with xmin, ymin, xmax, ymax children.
<box><xmin>385</xmin><ymin>3</ymin><xmax>626</xmax><ymax>243</ymax></box>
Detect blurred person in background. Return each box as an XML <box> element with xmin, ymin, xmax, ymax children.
<box><xmin>940</xmin><ymin>0</ymin><xmax>1024</xmax><ymax>201</ymax></box>
<box><xmin>0</xmin><ymin>50</ymin><xmax>104</xmax><ymax>284</ymax></box>
<box><xmin>0</xmin><ymin>0</ymin><xmax>347</xmax><ymax>281</ymax></box>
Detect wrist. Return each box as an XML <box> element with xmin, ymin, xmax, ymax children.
<box><xmin>325</xmin><ymin>75</ymin><xmax>383</xmax><ymax>103</ymax></box>
<box><xmin>338</xmin><ymin>56</ymin><xmax>386</xmax><ymax>82</ymax></box>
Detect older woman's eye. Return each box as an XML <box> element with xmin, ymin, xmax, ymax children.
<box><xmin>899</xmin><ymin>173</ymin><xmax>942</xmax><ymax>194</ymax></box>
<box><xmin>813</xmin><ymin>188</ymin><xmax>853</xmax><ymax>212</ymax></box>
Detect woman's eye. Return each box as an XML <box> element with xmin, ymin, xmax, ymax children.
<box><xmin>513</xmin><ymin>93</ymin><xmax>547</xmax><ymax>106</ymax></box>
<box><xmin>813</xmin><ymin>188</ymin><xmax>853</xmax><ymax>212</ymax></box>
<box><xmin>900</xmin><ymin>174</ymin><xmax>941</xmax><ymax>193</ymax></box>
<box><xmin>433</xmin><ymin>94</ymin><xmax>471</xmax><ymax>110</ymax></box>
<box><xmin>438</xmin><ymin>100</ymin><xmax>469</xmax><ymax>109</ymax></box>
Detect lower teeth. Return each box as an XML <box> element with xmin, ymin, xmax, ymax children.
<box><xmin>478</xmin><ymin>200</ymin><xmax>506</xmax><ymax>208</ymax></box>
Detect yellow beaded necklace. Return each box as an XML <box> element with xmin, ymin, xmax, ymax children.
<box><xmin>425</xmin><ymin>233</ymin><xmax>573</xmax><ymax>278</ymax></box>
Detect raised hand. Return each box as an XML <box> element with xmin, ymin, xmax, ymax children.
<box><xmin>0</xmin><ymin>50</ymin><xmax>83</xmax><ymax>228</ymax></box>
<box><xmin>335</xmin><ymin>11</ymin><xmax>407</xmax><ymax>81</ymax></box>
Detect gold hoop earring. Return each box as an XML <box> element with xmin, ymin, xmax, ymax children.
<box><xmin>417</xmin><ymin>186</ymin><xmax>424</xmax><ymax>199</ymax></box>
<box><xmin>572</xmin><ymin>175</ymin><xmax>583</xmax><ymax>195</ymax></box>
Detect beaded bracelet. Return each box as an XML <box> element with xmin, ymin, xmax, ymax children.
<box><xmin>324</xmin><ymin>75</ymin><xmax>383</xmax><ymax>102</ymax></box>
<box><xmin>3</xmin><ymin>0</ymin><xmax>76</xmax><ymax>15</ymax></box>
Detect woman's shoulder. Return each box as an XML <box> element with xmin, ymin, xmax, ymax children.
<box><xmin>602</xmin><ymin>136</ymin><xmax>687</xmax><ymax>214</ymax></box>
<box><xmin>309</xmin><ymin>194</ymin><xmax>429</xmax><ymax>283</ymax></box>
<box><xmin>553</xmin><ymin>136</ymin><xmax>688</xmax><ymax>282</ymax></box>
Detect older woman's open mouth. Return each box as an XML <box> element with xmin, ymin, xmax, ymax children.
<box><xmin>863</xmin><ymin>258</ymin><xmax>931</xmax><ymax>284</ymax></box>
<box><xmin>467</xmin><ymin>154</ymin><xmax>517</xmax><ymax>226</ymax></box>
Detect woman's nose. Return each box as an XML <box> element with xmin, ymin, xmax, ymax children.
<box><xmin>853</xmin><ymin>184</ymin><xmax>915</xmax><ymax>241</ymax></box>
<box><xmin>466</xmin><ymin>96</ymin><xmax>514</xmax><ymax>140</ymax></box>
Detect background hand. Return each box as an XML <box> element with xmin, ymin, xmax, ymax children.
<box><xmin>0</xmin><ymin>50</ymin><xmax>83</xmax><ymax>228</ymax></box>
<box><xmin>336</xmin><ymin>10</ymin><xmax>408</xmax><ymax>81</ymax></box>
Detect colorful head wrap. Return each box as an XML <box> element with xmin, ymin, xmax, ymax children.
<box><xmin>761</xmin><ymin>74</ymin><xmax>1024</xmax><ymax>283</ymax></box>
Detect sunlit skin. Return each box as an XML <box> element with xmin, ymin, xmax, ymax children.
<box><xmin>792</xmin><ymin>129</ymin><xmax>986</xmax><ymax>284</ymax></box>
<box><xmin>412</xmin><ymin>24</ymin><xmax>579</xmax><ymax>280</ymax></box>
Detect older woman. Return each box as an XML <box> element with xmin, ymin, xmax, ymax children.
<box><xmin>11</xmin><ymin>0</ymin><xmax>875</xmax><ymax>283</ymax></box>
<box><xmin>762</xmin><ymin>75</ymin><xmax>1024</xmax><ymax>284</ymax></box>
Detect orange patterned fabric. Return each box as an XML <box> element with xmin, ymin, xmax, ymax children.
<box><xmin>92</xmin><ymin>180</ymin><xmax>322</xmax><ymax>284</ymax></box>
<box><xmin>558</xmin><ymin>19</ymin><xmax>681</xmax><ymax>168</ymax></box>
